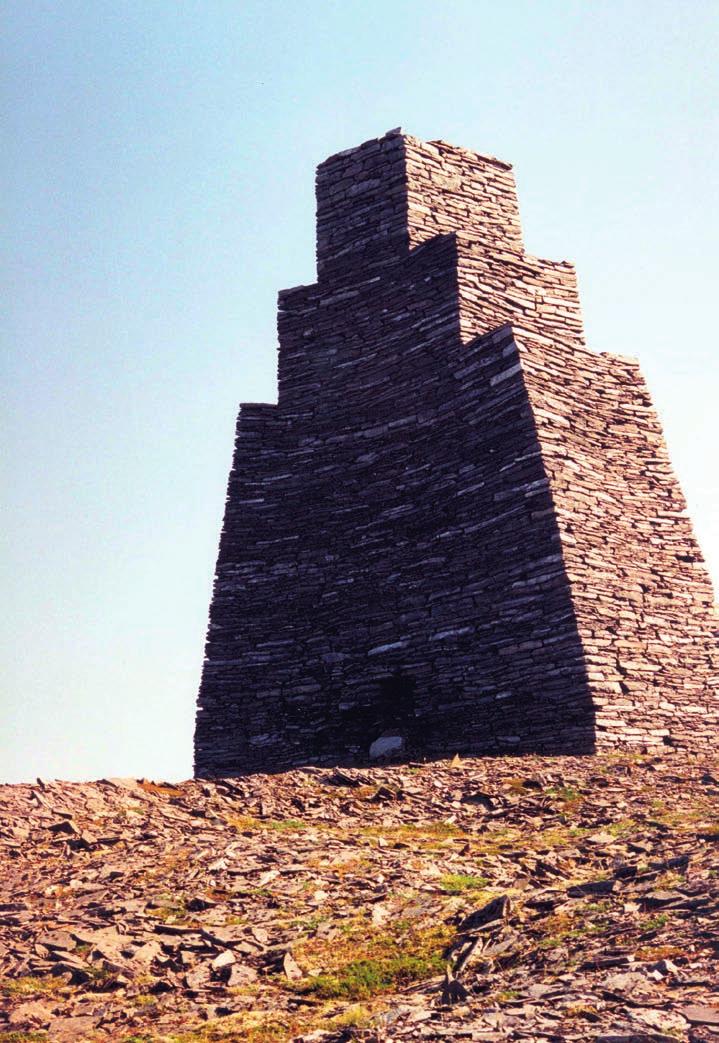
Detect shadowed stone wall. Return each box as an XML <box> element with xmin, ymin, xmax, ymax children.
<box><xmin>194</xmin><ymin>129</ymin><xmax>718</xmax><ymax>776</ymax></box>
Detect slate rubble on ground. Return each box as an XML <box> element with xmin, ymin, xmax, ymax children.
<box><xmin>1</xmin><ymin>753</ymin><xmax>718</xmax><ymax>1042</ymax></box>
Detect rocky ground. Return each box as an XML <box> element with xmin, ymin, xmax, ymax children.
<box><xmin>1</xmin><ymin>752</ymin><xmax>718</xmax><ymax>1042</ymax></box>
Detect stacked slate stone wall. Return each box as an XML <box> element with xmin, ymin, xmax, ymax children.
<box><xmin>515</xmin><ymin>333</ymin><xmax>719</xmax><ymax>748</ymax></box>
<box><xmin>194</xmin><ymin>129</ymin><xmax>718</xmax><ymax>776</ymax></box>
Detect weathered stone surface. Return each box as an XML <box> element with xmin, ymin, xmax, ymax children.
<box><xmin>679</xmin><ymin>1004</ymin><xmax>719</xmax><ymax>1025</ymax></box>
<box><xmin>194</xmin><ymin>130</ymin><xmax>718</xmax><ymax>776</ymax></box>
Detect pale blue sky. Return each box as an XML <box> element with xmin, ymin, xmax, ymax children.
<box><xmin>3</xmin><ymin>1</ymin><xmax>717</xmax><ymax>783</ymax></box>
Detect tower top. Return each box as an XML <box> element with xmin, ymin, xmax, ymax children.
<box><xmin>315</xmin><ymin>129</ymin><xmax>523</xmax><ymax>283</ymax></box>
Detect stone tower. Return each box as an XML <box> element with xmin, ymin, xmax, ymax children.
<box><xmin>194</xmin><ymin>129</ymin><xmax>718</xmax><ymax>776</ymax></box>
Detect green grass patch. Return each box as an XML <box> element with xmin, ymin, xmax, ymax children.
<box><xmin>440</xmin><ymin>873</ymin><xmax>489</xmax><ymax>894</ymax></box>
<box><xmin>290</xmin><ymin>951</ymin><xmax>444</xmax><ymax>999</ymax></box>
<box><xmin>145</xmin><ymin>892</ymin><xmax>192</xmax><ymax>924</ymax></box>
<box><xmin>291</xmin><ymin>918</ymin><xmax>452</xmax><ymax>1001</ymax></box>
<box><xmin>289</xmin><ymin>913</ymin><xmax>330</xmax><ymax>933</ymax></box>
<box><xmin>360</xmin><ymin>820</ymin><xmax>467</xmax><ymax>841</ymax></box>
<box><xmin>533</xmin><ymin>825</ymin><xmax>591</xmax><ymax>849</ymax></box>
<box><xmin>495</xmin><ymin>988</ymin><xmax>521</xmax><ymax>1003</ymax></box>
<box><xmin>642</xmin><ymin>913</ymin><xmax>669</xmax><ymax>933</ymax></box>
<box><xmin>0</xmin><ymin>1034</ymin><xmax>49</xmax><ymax>1043</ymax></box>
<box><xmin>244</xmin><ymin>886</ymin><xmax>274</xmax><ymax>899</ymax></box>
<box><xmin>225</xmin><ymin>814</ymin><xmax>309</xmax><ymax>834</ymax></box>
<box><xmin>264</xmin><ymin>818</ymin><xmax>308</xmax><ymax>832</ymax></box>
<box><xmin>547</xmin><ymin>786</ymin><xmax>582</xmax><ymax>804</ymax></box>
<box><xmin>166</xmin><ymin>1014</ymin><xmax>307</xmax><ymax>1043</ymax></box>
<box><xmin>131</xmin><ymin>993</ymin><xmax>157</xmax><ymax>1008</ymax></box>
<box><xmin>0</xmin><ymin>976</ymin><xmax>65</xmax><ymax>998</ymax></box>
<box><xmin>606</xmin><ymin>818</ymin><xmax>640</xmax><ymax>837</ymax></box>
<box><xmin>533</xmin><ymin>907</ymin><xmax>610</xmax><ymax>952</ymax></box>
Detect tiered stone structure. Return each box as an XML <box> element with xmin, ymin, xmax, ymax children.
<box><xmin>194</xmin><ymin>129</ymin><xmax>718</xmax><ymax>776</ymax></box>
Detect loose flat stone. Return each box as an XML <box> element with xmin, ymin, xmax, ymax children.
<box><xmin>369</xmin><ymin>734</ymin><xmax>404</xmax><ymax>759</ymax></box>
<box><xmin>679</xmin><ymin>1004</ymin><xmax>719</xmax><ymax>1025</ymax></box>
<box><xmin>36</xmin><ymin>930</ymin><xmax>76</xmax><ymax>951</ymax></box>
<box><xmin>211</xmin><ymin>949</ymin><xmax>235</xmax><ymax>971</ymax></box>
